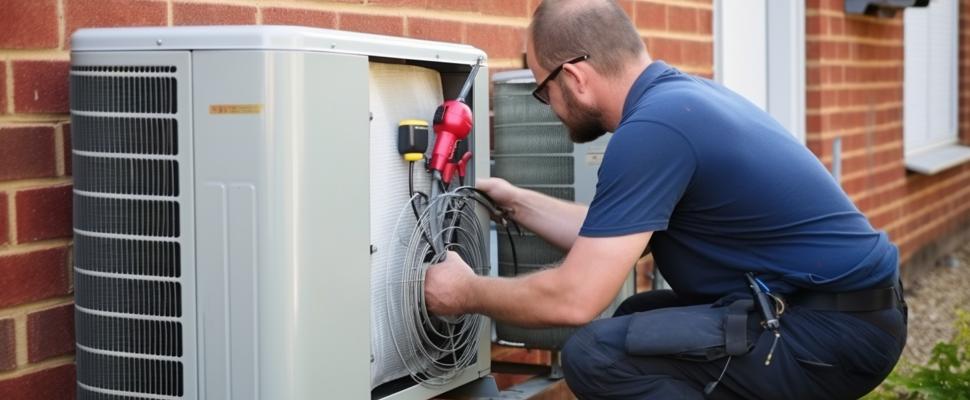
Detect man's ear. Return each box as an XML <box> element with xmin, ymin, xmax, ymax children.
<box><xmin>561</xmin><ymin>62</ymin><xmax>589</xmax><ymax>94</ymax></box>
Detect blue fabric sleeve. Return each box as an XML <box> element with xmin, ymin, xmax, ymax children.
<box><xmin>579</xmin><ymin>120</ymin><xmax>697</xmax><ymax>237</ymax></box>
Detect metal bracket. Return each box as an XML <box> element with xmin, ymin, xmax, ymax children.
<box><xmin>844</xmin><ymin>0</ymin><xmax>929</xmax><ymax>18</ymax></box>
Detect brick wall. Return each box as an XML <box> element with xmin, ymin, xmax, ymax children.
<box><xmin>0</xmin><ymin>0</ymin><xmax>713</xmax><ymax>395</ymax></box>
<box><xmin>0</xmin><ymin>0</ymin><xmax>78</xmax><ymax>395</ymax></box>
<box><xmin>806</xmin><ymin>0</ymin><xmax>970</xmax><ymax>266</ymax></box>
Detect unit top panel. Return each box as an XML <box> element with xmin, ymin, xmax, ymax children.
<box><xmin>72</xmin><ymin>25</ymin><xmax>487</xmax><ymax>66</ymax></box>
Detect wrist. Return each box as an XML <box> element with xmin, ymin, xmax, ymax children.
<box><xmin>507</xmin><ymin>186</ymin><xmax>528</xmax><ymax>219</ymax></box>
<box><xmin>460</xmin><ymin>274</ymin><xmax>483</xmax><ymax>314</ymax></box>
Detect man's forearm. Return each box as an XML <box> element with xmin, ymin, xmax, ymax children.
<box><xmin>465</xmin><ymin>268</ymin><xmax>587</xmax><ymax>328</ymax></box>
<box><xmin>510</xmin><ymin>188</ymin><xmax>588</xmax><ymax>251</ymax></box>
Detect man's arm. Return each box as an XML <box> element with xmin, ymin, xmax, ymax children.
<box><xmin>424</xmin><ymin>231</ymin><xmax>652</xmax><ymax>327</ymax></box>
<box><xmin>478</xmin><ymin>178</ymin><xmax>588</xmax><ymax>251</ymax></box>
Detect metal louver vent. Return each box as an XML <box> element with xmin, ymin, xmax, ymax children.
<box><xmin>71</xmin><ymin>63</ymin><xmax>186</xmax><ymax>399</ymax></box>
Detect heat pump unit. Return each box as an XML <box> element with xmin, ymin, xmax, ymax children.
<box><xmin>70</xmin><ymin>26</ymin><xmax>491</xmax><ymax>400</ymax></box>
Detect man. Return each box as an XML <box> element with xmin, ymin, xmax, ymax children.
<box><xmin>424</xmin><ymin>0</ymin><xmax>907</xmax><ymax>398</ymax></box>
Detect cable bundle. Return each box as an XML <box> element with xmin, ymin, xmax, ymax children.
<box><xmin>384</xmin><ymin>188</ymin><xmax>492</xmax><ymax>387</ymax></box>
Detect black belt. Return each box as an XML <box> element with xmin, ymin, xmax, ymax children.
<box><xmin>785</xmin><ymin>281</ymin><xmax>908</xmax><ymax>341</ymax></box>
<box><xmin>787</xmin><ymin>284</ymin><xmax>902</xmax><ymax>313</ymax></box>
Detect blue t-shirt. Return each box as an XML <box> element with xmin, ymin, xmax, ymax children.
<box><xmin>579</xmin><ymin>61</ymin><xmax>898</xmax><ymax>301</ymax></box>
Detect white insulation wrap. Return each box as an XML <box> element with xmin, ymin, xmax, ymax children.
<box><xmin>368</xmin><ymin>62</ymin><xmax>443</xmax><ymax>389</ymax></box>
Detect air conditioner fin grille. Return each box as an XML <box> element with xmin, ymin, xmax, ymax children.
<box><xmin>74</xmin><ymin>196</ymin><xmax>180</xmax><ymax>237</ymax></box>
<box><xmin>76</xmin><ymin>311</ymin><xmax>183</xmax><ymax>356</ymax></box>
<box><xmin>75</xmin><ymin>274</ymin><xmax>182</xmax><ymax>317</ymax></box>
<box><xmin>71</xmin><ymin>115</ymin><xmax>178</xmax><ymax>155</ymax></box>
<box><xmin>74</xmin><ymin>236</ymin><xmax>180</xmax><ymax>277</ymax></box>
<box><xmin>70</xmin><ymin>72</ymin><xmax>177</xmax><ymax>114</ymax></box>
<box><xmin>72</xmin><ymin>61</ymin><xmax>186</xmax><ymax>399</ymax></box>
<box><xmin>76</xmin><ymin>348</ymin><xmax>184</xmax><ymax>396</ymax></box>
<box><xmin>73</xmin><ymin>155</ymin><xmax>179</xmax><ymax>196</ymax></box>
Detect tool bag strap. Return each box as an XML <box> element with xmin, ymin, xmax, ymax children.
<box><xmin>724</xmin><ymin>299</ymin><xmax>754</xmax><ymax>356</ymax></box>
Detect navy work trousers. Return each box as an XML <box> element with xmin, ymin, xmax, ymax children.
<box><xmin>562</xmin><ymin>290</ymin><xmax>906</xmax><ymax>399</ymax></box>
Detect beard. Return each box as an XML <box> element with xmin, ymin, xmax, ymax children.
<box><xmin>558</xmin><ymin>80</ymin><xmax>608</xmax><ymax>143</ymax></box>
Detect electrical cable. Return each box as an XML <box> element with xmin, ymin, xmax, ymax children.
<box><xmin>408</xmin><ymin>161</ymin><xmax>434</xmax><ymax>249</ymax></box>
<box><xmin>385</xmin><ymin>188</ymin><xmax>491</xmax><ymax>387</ymax></box>
<box><xmin>452</xmin><ymin>186</ymin><xmax>522</xmax><ymax>276</ymax></box>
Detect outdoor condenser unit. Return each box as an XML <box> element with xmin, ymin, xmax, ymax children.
<box><xmin>70</xmin><ymin>26</ymin><xmax>491</xmax><ymax>399</ymax></box>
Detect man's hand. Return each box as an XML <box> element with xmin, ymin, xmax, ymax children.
<box><xmin>424</xmin><ymin>251</ymin><xmax>477</xmax><ymax>316</ymax></box>
<box><xmin>476</xmin><ymin>177</ymin><xmax>520</xmax><ymax>215</ymax></box>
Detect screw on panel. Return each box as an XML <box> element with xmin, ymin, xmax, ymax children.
<box><xmin>156</xmin><ymin>39</ymin><xmax>163</xmax><ymax>46</ymax></box>
<box><xmin>370</xmin><ymin>245</ymin><xmax>378</xmax><ymax>254</ymax></box>
<box><xmin>331</xmin><ymin>43</ymin><xmax>336</xmax><ymax>49</ymax></box>
<box><xmin>369</xmin><ymin>112</ymin><xmax>374</xmax><ymax>121</ymax></box>
<box><xmin>371</xmin><ymin>354</ymin><xmax>375</xmax><ymax>363</ymax></box>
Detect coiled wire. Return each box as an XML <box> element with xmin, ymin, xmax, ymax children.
<box><xmin>385</xmin><ymin>187</ymin><xmax>491</xmax><ymax>387</ymax></box>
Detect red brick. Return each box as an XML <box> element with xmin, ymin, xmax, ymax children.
<box><xmin>682</xmin><ymin>41</ymin><xmax>712</xmax><ymax>67</ymax></box>
<box><xmin>0</xmin><ymin>194</ymin><xmax>7</xmax><ymax>245</ymax></box>
<box><xmin>366</xmin><ymin>0</ymin><xmax>423</xmax><ymax>5</ymax></box>
<box><xmin>0</xmin><ymin>126</ymin><xmax>57</xmax><ymax>181</ymax></box>
<box><xmin>829</xmin><ymin>16</ymin><xmax>845</xmax><ymax>36</ymax></box>
<box><xmin>635</xmin><ymin>3</ymin><xmax>666</xmax><ymax>30</ymax></box>
<box><xmin>0</xmin><ymin>364</ymin><xmax>76</xmax><ymax>400</ymax></box>
<box><xmin>480</xmin><ymin>0</ymin><xmax>530</xmax><ymax>17</ymax></box>
<box><xmin>0</xmin><ymin>247</ymin><xmax>70</xmax><ymax>308</ymax></box>
<box><xmin>0</xmin><ymin>63</ymin><xmax>7</xmax><ymax>114</ymax></box>
<box><xmin>65</xmin><ymin>0</ymin><xmax>167</xmax><ymax>47</ymax></box>
<box><xmin>262</xmin><ymin>8</ymin><xmax>337</xmax><ymax>29</ymax></box>
<box><xmin>437</xmin><ymin>0</ymin><xmax>477</xmax><ymax>12</ymax></box>
<box><xmin>27</xmin><ymin>303</ymin><xmax>75</xmax><ymax>363</ymax></box>
<box><xmin>528</xmin><ymin>0</ymin><xmax>539</xmax><ymax>15</ymax></box>
<box><xmin>0</xmin><ymin>318</ymin><xmax>14</xmax><ymax>372</ymax></box>
<box><xmin>339</xmin><ymin>13</ymin><xmax>404</xmax><ymax>36</ymax></box>
<box><xmin>61</xmin><ymin>124</ymin><xmax>72</xmax><ymax>176</ymax></box>
<box><xmin>696</xmin><ymin>8</ymin><xmax>712</xmax><ymax>35</ymax></box>
<box><xmin>12</xmin><ymin>61</ymin><xmax>70</xmax><ymax>114</ymax></box>
<box><xmin>648</xmin><ymin>37</ymin><xmax>683</xmax><ymax>64</ymax></box>
<box><xmin>617</xmin><ymin>0</ymin><xmax>635</xmax><ymax>19</ymax></box>
<box><xmin>667</xmin><ymin>6</ymin><xmax>697</xmax><ymax>33</ymax></box>
<box><xmin>15</xmin><ymin>184</ymin><xmax>73</xmax><ymax>243</ymax></box>
<box><xmin>407</xmin><ymin>17</ymin><xmax>463</xmax><ymax>43</ymax></box>
<box><xmin>174</xmin><ymin>3</ymin><xmax>257</xmax><ymax>26</ymax></box>
<box><xmin>807</xmin><ymin>15</ymin><xmax>825</xmax><ymax>36</ymax></box>
<box><xmin>466</xmin><ymin>24</ymin><xmax>525</xmax><ymax>60</ymax></box>
<box><xmin>807</xmin><ymin>42</ymin><xmax>822</xmax><ymax>61</ymax></box>
<box><xmin>0</xmin><ymin>0</ymin><xmax>59</xmax><ymax>49</ymax></box>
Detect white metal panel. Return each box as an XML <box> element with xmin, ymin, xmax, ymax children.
<box><xmin>767</xmin><ymin>0</ymin><xmax>806</xmax><ymax>143</ymax></box>
<box><xmin>716</xmin><ymin>0</ymin><xmax>805</xmax><ymax>143</ymax></box>
<box><xmin>904</xmin><ymin>0</ymin><xmax>960</xmax><ymax>155</ymax></box>
<box><xmin>367</xmin><ymin>62</ymin><xmax>443</xmax><ymax>388</ymax></box>
<box><xmin>905</xmin><ymin>144</ymin><xmax>970</xmax><ymax>174</ymax></box>
<box><xmin>71</xmin><ymin>25</ymin><xmax>486</xmax><ymax>68</ymax></box>
<box><xmin>715</xmin><ymin>0</ymin><xmax>768</xmax><ymax>110</ymax></box>
<box><xmin>193</xmin><ymin>50</ymin><xmax>373</xmax><ymax>399</ymax></box>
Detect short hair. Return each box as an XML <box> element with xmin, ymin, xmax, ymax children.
<box><xmin>530</xmin><ymin>0</ymin><xmax>646</xmax><ymax>77</ymax></box>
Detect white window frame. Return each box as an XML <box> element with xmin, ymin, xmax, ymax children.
<box><xmin>714</xmin><ymin>0</ymin><xmax>806</xmax><ymax>144</ymax></box>
<box><xmin>903</xmin><ymin>0</ymin><xmax>970</xmax><ymax>174</ymax></box>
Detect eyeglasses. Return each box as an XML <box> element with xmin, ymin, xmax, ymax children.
<box><xmin>532</xmin><ymin>54</ymin><xmax>590</xmax><ymax>105</ymax></box>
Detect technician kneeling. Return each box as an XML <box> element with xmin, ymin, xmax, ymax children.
<box><xmin>424</xmin><ymin>1</ymin><xmax>906</xmax><ymax>398</ymax></box>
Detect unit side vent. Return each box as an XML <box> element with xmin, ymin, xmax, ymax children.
<box><xmin>71</xmin><ymin>63</ymin><xmax>185</xmax><ymax>400</ymax></box>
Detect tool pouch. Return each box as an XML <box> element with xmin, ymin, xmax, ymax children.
<box><xmin>624</xmin><ymin>299</ymin><xmax>755</xmax><ymax>361</ymax></box>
